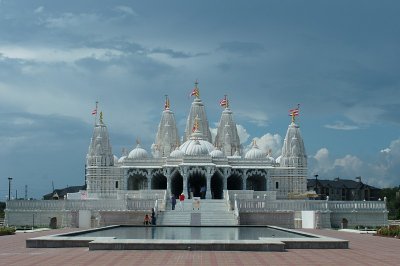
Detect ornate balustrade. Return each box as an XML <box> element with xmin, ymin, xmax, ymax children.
<box><xmin>235</xmin><ymin>199</ymin><xmax>387</xmax><ymax>213</ymax></box>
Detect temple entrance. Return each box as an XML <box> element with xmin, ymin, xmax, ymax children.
<box><xmin>171</xmin><ymin>172</ymin><xmax>183</xmax><ymax>197</ymax></box>
<box><xmin>211</xmin><ymin>173</ymin><xmax>223</xmax><ymax>199</ymax></box>
<box><xmin>227</xmin><ymin>174</ymin><xmax>243</xmax><ymax>190</ymax></box>
<box><xmin>188</xmin><ymin>173</ymin><xmax>206</xmax><ymax>199</ymax></box>
<box><xmin>127</xmin><ymin>174</ymin><xmax>147</xmax><ymax>190</ymax></box>
<box><xmin>341</xmin><ymin>218</ymin><xmax>348</xmax><ymax>229</ymax></box>
<box><xmin>246</xmin><ymin>175</ymin><xmax>266</xmax><ymax>191</ymax></box>
<box><xmin>49</xmin><ymin>217</ymin><xmax>57</xmax><ymax>229</ymax></box>
<box><xmin>152</xmin><ymin>174</ymin><xmax>167</xmax><ymax>189</ymax></box>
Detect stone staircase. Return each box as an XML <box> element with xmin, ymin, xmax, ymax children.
<box><xmin>158</xmin><ymin>199</ymin><xmax>238</xmax><ymax>226</ymax></box>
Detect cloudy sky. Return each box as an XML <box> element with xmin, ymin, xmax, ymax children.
<box><xmin>1</xmin><ymin>0</ymin><xmax>399</xmax><ymax>199</ymax></box>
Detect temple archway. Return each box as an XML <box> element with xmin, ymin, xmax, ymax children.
<box><xmin>152</xmin><ymin>173</ymin><xmax>167</xmax><ymax>190</ymax></box>
<box><xmin>188</xmin><ymin>173</ymin><xmax>206</xmax><ymax>198</ymax></box>
<box><xmin>211</xmin><ymin>172</ymin><xmax>223</xmax><ymax>199</ymax></box>
<box><xmin>246</xmin><ymin>175</ymin><xmax>266</xmax><ymax>191</ymax></box>
<box><xmin>227</xmin><ymin>173</ymin><xmax>243</xmax><ymax>190</ymax></box>
<box><xmin>171</xmin><ymin>172</ymin><xmax>183</xmax><ymax>197</ymax></box>
<box><xmin>127</xmin><ymin>174</ymin><xmax>147</xmax><ymax>190</ymax></box>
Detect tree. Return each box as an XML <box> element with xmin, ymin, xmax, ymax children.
<box><xmin>380</xmin><ymin>187</ymin><xmax>400</xmax><ymax>220</ymax></box>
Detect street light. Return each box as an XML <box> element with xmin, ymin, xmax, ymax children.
<box><xmin>8</xmin><ymin>177</ymin><xmax>12</xmax><ymax>201</ymax></box>
<box><xmin>314</xmin><ymin>174</ymin><xmax>318</xmax><ymax>193</ymax></box>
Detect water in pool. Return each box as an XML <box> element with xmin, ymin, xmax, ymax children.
<box><xmin>68</xmin><ymin>226</ymin><xmax>311</xmax><ymax>240</ymax></box>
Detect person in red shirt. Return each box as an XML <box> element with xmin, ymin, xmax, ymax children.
<box><xmin>179</xmin><ymin>193</ymin><xmax>185</xmax><ymax>211</ymax></box>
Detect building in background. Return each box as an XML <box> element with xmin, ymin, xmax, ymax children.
<box><xmin>307</xmin><ymin>177</ymin><xmax>381</xmax><ymax>201</ymax></box>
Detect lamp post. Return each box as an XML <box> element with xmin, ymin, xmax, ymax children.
<box><xmin>8</xmin><ymin>177</ymin><xmax>12</xmax><ymax>201</ymax></box>
<box><xmin>314</xmin><ymin>174</ymin><xmax>318</xmax><ymax>193</ymax></box>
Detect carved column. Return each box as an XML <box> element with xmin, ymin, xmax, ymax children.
<box><xmin>163</xmin><ymin>168</ymin><xmax>172</xmax><ymax>196</ymax></box>
<box><xmin>242</xmin><ymin>170</ymin><xmax>248</xmax><ymax>190</ymax></box>
<box><xmin>182</xmin><ymin>167</ymin><xmax>188</xmax><ymax>196</ymax></box>
<box><xmin>147</xmin><ymin>172</ymin><xmax>152</xmax><ymax>190</ymax></box>
<box><xmin>223</xmin><ymin>168</ymin><xmax>229</xmax><ymax>191</ymax></box>
<box><xmin>205</xmin><ymin>167</ymin><xmax>215</xmax><ymax>199</ymax></box>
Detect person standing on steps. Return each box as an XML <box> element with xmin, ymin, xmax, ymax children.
<box><xmin>179</xmin><ymin>193</ymin><xmax>185</xmax><ymax>211</ymax></box>
<box><xmin>200</xmin><ymin>185</ymin><xmax>206</xmax><ymax>199</ymax></box>
<box><xmin>151</xmin><ymin>208</ymin><xmax>157</xmax><ymax>225</ymax></box>
<box><xmin>171</xmin><ymin>194</ymin><xmax>176</xmax><ymax>210</ymax></box>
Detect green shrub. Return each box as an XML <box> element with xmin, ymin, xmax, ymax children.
<box><xmin>377</xmin><ymin>225</ymin><xmax>400</xmax><ymax>237</ymax></box>
<box><xmin>0</xmin><ymin>227</ymin><xmax>16</xmax><ymax>236</ymax></box>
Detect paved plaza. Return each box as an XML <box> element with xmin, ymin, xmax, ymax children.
<box><xmin>0</xmin><ymin>228</ymin><xmax>399</xmax><ymax>266</ymax></box>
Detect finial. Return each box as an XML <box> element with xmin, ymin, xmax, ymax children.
<box><xmin>288</xmin><ymin>104</ymin><xmax>300</xmax><ymax>123</ymax></box>
<box><xmin>136</xmin><ymin>137</ymin><xmax>141</xmax><ymax>145</ymax></box>
<box><xmin>164</xmin><ymin>95</ymin><xmax>170</xmax><ymax>110</ymax></box>
<box><xmin>190</xmin><ymin>80</ymin><xmax>200</xmax><ymax>98</ymax></box>
<box><xmin>219</xmin><ymin>95</ymin><xmax>229</xmax><ymax>109</ymax></box>
<box><xmin>99</xmin><ymin>111</ymin><xmax>103</xmax><ymax>124</ymax></box>
<box><xmin>92</xmin><ymin>101</ymin><xmax>99</xmax><ymax>125</ymax></box>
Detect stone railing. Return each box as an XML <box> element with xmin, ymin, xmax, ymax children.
<box><xmin>6</xmin><ymin>200</ymin><xmax>66</xmax><ymax>211</ymax></box>
<box><xmin>227</xmin><ymin>190</ymin><xmax>277</xmax><ymax>200</ymax></box>
<box><xmin>235</xmin><ymin>199</ymin><xmax>387</xmax><ymax>213</ymax></box>
<box><xmin>328</xmin><ymin>201</ymin><xmax>387</xmax><ymax>211</ymax></box>
<box><xmin>6</xmin><ymin>198</ymin><xmax>157</xmax><ymax>212</ymax></box>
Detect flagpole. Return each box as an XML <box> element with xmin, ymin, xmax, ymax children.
<box><xmin>95</xmin><ymin>101</ymin><xmax>98</xmax><ymax>125</ymax></box>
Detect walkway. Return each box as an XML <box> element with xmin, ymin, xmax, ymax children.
<box><xmin>0</xmin><ymin>228</ymin><xmax>399</xmax><ymax>265</ymax></box>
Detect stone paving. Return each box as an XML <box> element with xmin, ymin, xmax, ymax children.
<box><xmin>0</xmin><ymin>228</ymin><xmax>399</xmax><ymax>265</ymax></box>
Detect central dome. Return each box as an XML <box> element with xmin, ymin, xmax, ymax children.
<box><xmin>179</xmin><ymin>139</ymin><xmax>214</xmax><ymax>156</ymax></box>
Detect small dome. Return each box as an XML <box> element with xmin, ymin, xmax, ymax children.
<box><xmin>275</xmin><ymin>155</ymin><xmax>282</xmax><ymax>164</ymax></box>
<box><xmin>118</xmin><ymin>156</ymin><xmax>127</xmax><ymax>163</ymax></box>
<box><xmin>128</xmin><ymin>144</ymin><xmax>149</xmax><ymax>159</ymax></box>
<box><xmin>267</xmin><ymin>155</ymin><xmax>275</xmax><ymax>162</ymax></box>
<box><xmin>185</xmin><ymin>140</ymin><xmax>209</xmax><ymax>156</ymax></box>
<box><xmin>170</xmin><ymin>148</ymin><xmax>184</xmax><ymax>158</ymax></box>
<box><xmin>245</xmin><ymin>142</ymin><xmax>264</xmax><ymax>159</ymax></box>
<box><xmin>210</xmin><ymin>148</ymin><xmax>224</xmax><ymax>158</ymax></box>
<box><xmin>113</xmin><ymin>155</ymin><xmax>119</xmax><ymax>162</ymax></box>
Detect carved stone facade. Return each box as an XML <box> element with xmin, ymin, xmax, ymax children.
<box><xmin>85</xmin><ymin>83</ymin><xmax>308</xmax><ymax>200</ymax></box>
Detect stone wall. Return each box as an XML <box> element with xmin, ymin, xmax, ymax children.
<box><xmin>330</xmin><ymin>211</ymin><xmax>388</xmax><ymax>228</ymax></box>
<box><xmin>239</xmin><ymin>211</ymin><xmax>295</xmax><ymax>228</ymax></box>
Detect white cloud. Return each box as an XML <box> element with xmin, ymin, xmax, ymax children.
<box><xmin>44</xmin><ymin>13</ymin><xmax>100</xmax><ymax>29</ymax></box>
<box><xmin>310</xmin><ymin>140</ymin><xmax>400</xmax><ymax>188</ymax></box>
<box><xmin>324</xmin><ymin>121</ymin><xmax>359</xmax><ymax>130</ymax></box>
<box><xmin>236</xmin><ymin>124</ymin><xmax>249</xmax><ymax>144</ymax></box>
<box><xmin>236</xmin><ymin>109</ymin><xmax>268</xmax><ymax>127</ymax></box>
<box><xmin>0</xmin><ymin>45</ymin><xmax>124</xmax><ymax>63</ymax></box>
<box><xmin>313</xmin><ymin>148</ymin><xmax>332</xmax><ymax>173</ymax></box>
<box><xmin>245</xmin><ymin>133</ymin><xmax>282</xmax><ymax>157</ymax></box>
<box><xmin>114</xmin><ymin>6</ymin><xmax>137</xmax><ymax>16</ymax></box>
<box><xmin>34</xmin><ymin>6</ymin><xmax>44</xmax><ymax>14</ymax></box>
<box><xmin>333</xmin><ymin>154</ymin><xmax>363</xmax><ymax>174</ymax></box>
<box><xmin>344</xmin><ymin>105</ymin><xmax>385</xmax><ymax>125</ymax></box>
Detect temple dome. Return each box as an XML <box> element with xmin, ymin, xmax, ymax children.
<box><xmin>210</xmin><ymin>148</ymin><xmax>224</xmax><ymax>158</ymax></box>
<box><xmin>181</xmin><ymin>139</ymin><xmax>211</xmax><ymax>156</ymax></box>
<box><xmin>118</xmin><ymin>156</ymin><xmax>127</xmax><ymax>163</ymax></box>
<box><xmin>128</xmin><ymin>144</ymin><xmax>149</xmax><ymax>159</ymax></box>
<box><xmin>170</xmin><ymin>147</ymin><xmax>184</xmax><ymax>158</ymax></box>
<box><xmin>245</xmin><ymin>141</ymin><xmax>264</xmax><ymax>159</ymax></box>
